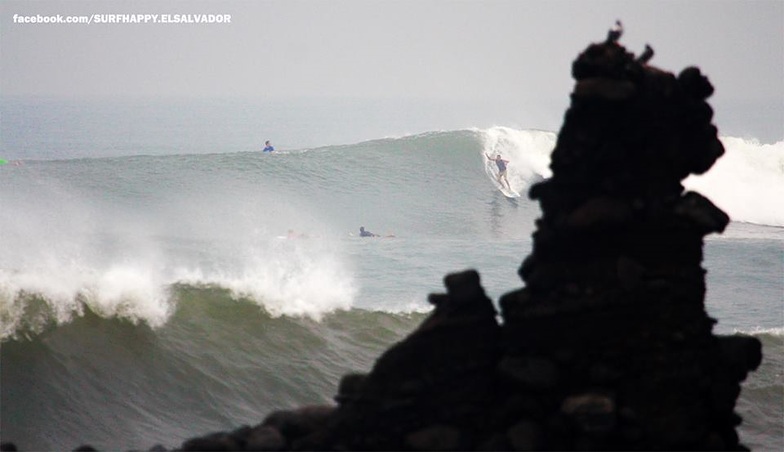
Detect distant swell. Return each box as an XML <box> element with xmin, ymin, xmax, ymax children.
<box><xmin>1</xmin><ymin>129</ymin><xmax>781</xmax><ymax>342</ymax></box>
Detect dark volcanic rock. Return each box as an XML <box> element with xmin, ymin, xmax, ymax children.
<box><xmin>323</xmin><ymin>269</ymin><xmax>502</xmax><ymax>451</ymax></box>
<box><xmin>497</xmin><ymin>37</ymin><xmax>756</xmax><ymax>451</ymax></box>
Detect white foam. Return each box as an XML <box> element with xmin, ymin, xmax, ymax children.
<box><xmin>685</xmin><ymin>137</ymin><xmax>784</xmax><ymax>227</ymax></box>
<box><xmin>0</xmin><ymin>236</ymin><xmax>357</xmax><ymax>339</ymax></box>
<box><xmin>0</xmin><ymin>261</ymin><xmax>173</xmax><ymax>339</ymax></box>
<box><xmin>172</xmin><ymin>238</ymin><xmax>356</xmax><ymax>321</ymax></box>
<box><xmin>478</xmin><ymin>127</ymin><xmax>556</xmax><ymax>193</ymax></box>
<box><xmin>732</xmin><ymin>326</ymin><xmax>784</xmax><ymax>337</ymax></box>
<box><xmin>0</xmin><ymin>174</ymin><xmax>357</xmax><ymax>339</ymax></box>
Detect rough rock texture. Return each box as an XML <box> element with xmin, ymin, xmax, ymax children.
<box><xmin>2</xmin><ymin>39</ymin><xmax>763</xmax><ymax>452</ymax></box>
<box><xmin>499</xmin><ymin>40</ymin><xmax>761</xmax><ymax>450</ymax></box>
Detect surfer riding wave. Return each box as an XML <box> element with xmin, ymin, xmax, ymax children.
<box><xmin>485</xmin><ymin>153</ymin><xmax>511</xmax><ymax>191</ymax></box>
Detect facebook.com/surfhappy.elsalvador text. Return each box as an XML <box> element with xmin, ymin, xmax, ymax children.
<box><xmin>12</xmin><ymin>13</ymin><xmax>232</xmax><ymax>25</ymax></box>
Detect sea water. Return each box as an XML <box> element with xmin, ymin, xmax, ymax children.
<box><xmin>1</xmin><ymin>97</ymin><xmax>781</xmax><ymax>450</ymax></box>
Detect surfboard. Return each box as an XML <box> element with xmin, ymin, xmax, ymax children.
<box><xmin>484</xmin><ymin>159</ymin><xmax>520</xmax><ymax>198</ymax></box>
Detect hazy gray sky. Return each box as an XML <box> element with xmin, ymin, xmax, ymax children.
<box><xmin>2</xmin><ymin>0</ymin><xmax>782</xmax><ymax>105</ymax></box>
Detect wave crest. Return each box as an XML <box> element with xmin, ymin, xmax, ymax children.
<box><xmin>686</xmin><ymin>137</ymin><xmax>784</xmax><ymax>227</ymax></box>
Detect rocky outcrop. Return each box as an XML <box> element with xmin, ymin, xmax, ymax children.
<box><xmin>498</xmin><ymin>40</ymin><xmax>760</xmax><ymax>450</ymax></box>
<box><xmin>2</xmin><ymin>38</ymin><xmax>762</xmax><ymax>452</ymax></box>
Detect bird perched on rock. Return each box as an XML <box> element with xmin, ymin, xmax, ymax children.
<box><xmin>606</xmin><ymin>20</ymin><xmax>623</xmax><ymax>44</ymax></box>
<box><xmin>636</xmin><ymin>44</ymin><xmax>654</xmax><ymax>64</ymax></box>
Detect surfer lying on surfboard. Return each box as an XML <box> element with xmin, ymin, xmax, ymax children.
<box><xmin>485</xmin><ymin>153</ymin><xmax>511</xmax><ymax>191</ymax></box>
<box><xmin>358</xmin><ymin>226</ymin><xmax>395</xmax><ymax>238</ymax></box>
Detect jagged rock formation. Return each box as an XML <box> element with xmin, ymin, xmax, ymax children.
<box><xmin>500</xmin><ymin>40</ymin><xmax>760</xmax><ymax>450</ymax></box>
<box><xmin>2</xmin><ymin>38</ymin><xmax>763</xmax><ymax>452</ymax></box>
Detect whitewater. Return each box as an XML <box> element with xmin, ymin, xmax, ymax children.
<box><xmin>0</xmin><ymin>98</ymin><xmax>781</xmax><ymax>450</ymax></box>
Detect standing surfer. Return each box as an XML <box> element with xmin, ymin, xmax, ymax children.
<box><xmin>486</xmin><ymin>153</ymin><xmax>511</xmax><ymax>190</ymax></box>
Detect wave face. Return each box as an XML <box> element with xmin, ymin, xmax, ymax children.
<box><xmin>1</xmin><ymin>306</ymin><xmax>779</xmax><ymax>451</ymax></box>
<box><xmin>0</xmin><ymin>294</ymin><xmax>426</xmax><ymax>450</ymax></box>
<box><xmin>733</xmin><ymin>329</ymin><xmax>784</xmax><ymax>452</ymax></box>
<box><xmin>1</xmin><ymin>125</ymin><xmax>782</xmax><ymax>450</ymax></box>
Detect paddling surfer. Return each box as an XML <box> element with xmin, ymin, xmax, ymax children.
<box><xmin>359</xmin><ymin>226</ymin><xmax>378</xmax><ymax>237</ymax></box>
<box><xmin>358</xmin><ymin>226</ymin><xmax>395</xmax><ymax>238</ymax></box>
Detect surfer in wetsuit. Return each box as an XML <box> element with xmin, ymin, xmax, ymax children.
<box><xmin>359</xmin><ymin>226</ymin><xmax>378</xmax><ymax>237</ymax></box>
<box><xmin>262</xmin><ymin>140</ymin><xmax>275</xmax><ymax>152</ymax></box>
<box><xmin>486</xmin><ymin>153</ymin><xmax>511</xmax><ymax>190</ymax></box>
